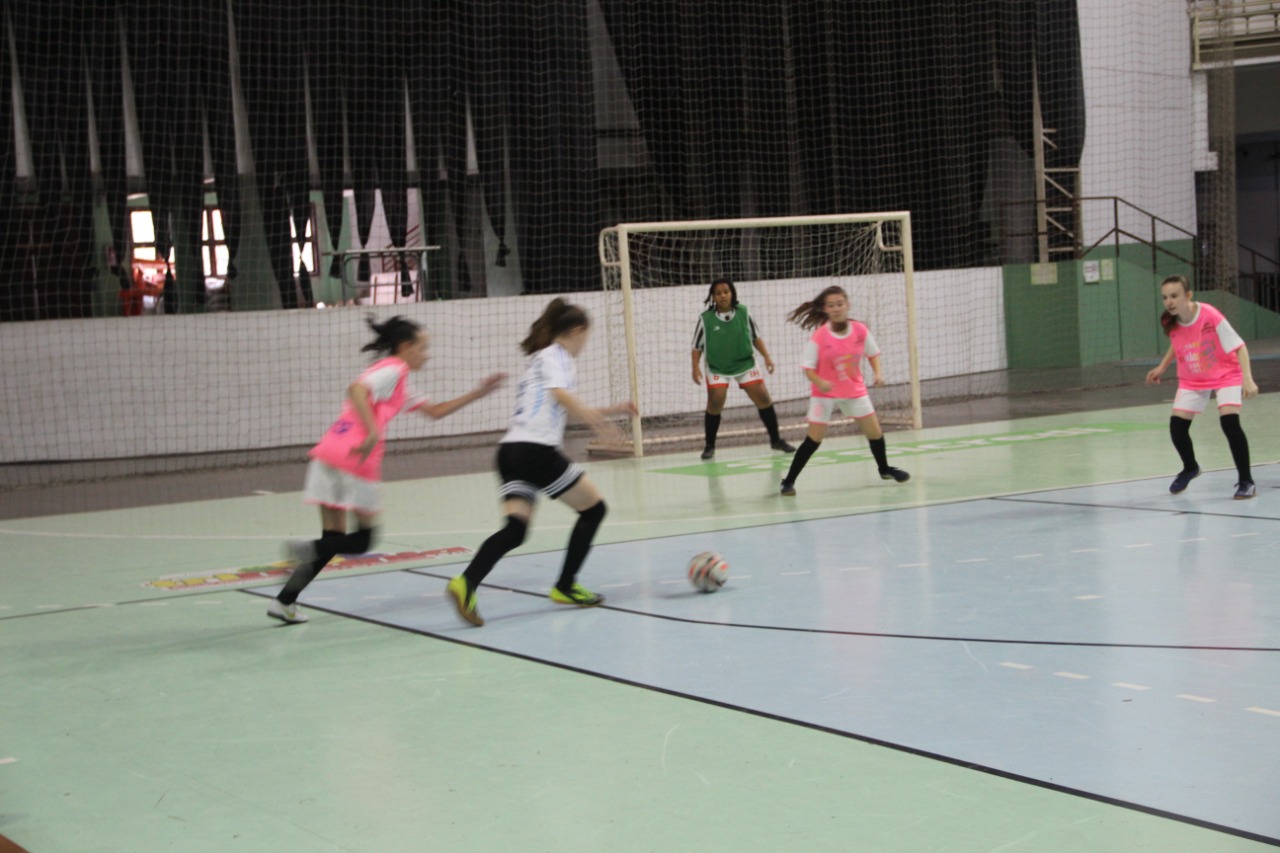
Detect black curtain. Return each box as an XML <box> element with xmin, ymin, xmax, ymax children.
<box><xmin>10</xmin><ymin>0</ymin><xmax>99</xmax><ymax>318</ymax></box>
<box><xmin>236</xmin><ymin>0</ymin><xmax>310</xmax><ymax>308</ymax></box>
<box><xmin>307</xmin><ymin>3</ymin><xmax>351</xmax><ymax>284</ymax></box>
<box><xmin>0</xmin><ymin>8</ymin><xmax>20</xmax><ymax>321</ymax></box>
<box><xmin>601</xmin><ymin>0</ymin><xmax>1084</xmax><ymax>272</ymax></box>
<box><xmin>503</xmin><ymin>0</ymin><xmax>599</xmax><ymax>293</ymax></box>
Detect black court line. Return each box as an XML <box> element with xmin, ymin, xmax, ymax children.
<box><xmin>994</xmin><ymin>495</ymin><xmax>1280</xmax><ymax>522</ymax></box>
<box><xmin>234</xmin><ymin>585</ymin><xmax>1280</xmax><ymax>849</ymax></box>
<box><xmin>399</xmin><ymin>568</ymin><xmax>1280</xmax><ymax>653</ymax></box>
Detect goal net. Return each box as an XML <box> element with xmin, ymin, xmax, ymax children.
<box><xmin>597</xmin><ymin>213</ymin><xmax>920</xmax><ymax>457</ymax></box>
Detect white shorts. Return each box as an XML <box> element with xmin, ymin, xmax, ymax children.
<box><xmin>706</xmin><ymin>367</ymin><xmax>764</xmax><ymax>388</ymax></box>
<box><xmin>1173</xmin><ymin>385</ymin><xmax>1242</xmax><ymax>415</ymax></box>
<box><xmin>302</xmin><ymin>459</ymin><xmax>382</xmax><ymax>513</ymax></box>
<box><xmin>807</xmin><ymin>395</ymin><xmax>876</xmax><ymax>424</ymax></box>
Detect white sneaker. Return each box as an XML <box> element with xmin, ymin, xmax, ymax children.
<box><xmin>285</xmin><ymin>539</ymin><xmax>315</xmax><ymax>566</ymax></box>
<box><xmin>267</xmin><ymin>600</ymin><xmax>309</xmax><ymax>624</ymax></box>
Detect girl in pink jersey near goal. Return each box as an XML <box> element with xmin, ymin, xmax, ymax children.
<box><xmin>779</xmin><ymin>285</ymin><xmax>910</xmax><ymax>496</ymax></box>
<box><xmin>268</xmin><ymin>315</ymin><xmax>505</xmax><ymax>624</ymax></box>
<box><xmin>1145</xmin><ymin>275</ymin><xmax>1258</xmax><ymax>499</ymax></box>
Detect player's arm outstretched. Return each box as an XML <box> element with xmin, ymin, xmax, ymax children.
<box><xmin>417</xmin><ymin>373</ymin><xmax>507</xmax><ymax>420</ymax></box>
<box><xmin>1146</xmin><ymin>344</ymin><xmax>1176</xmax><ymax>384</ymax></box>
<box><xmin>551</xmin><ymin>388</ymin><xmax>638</xmax><ymax>443</ymax></box>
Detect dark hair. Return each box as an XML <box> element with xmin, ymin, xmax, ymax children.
<box><xmin>521</xmin><ymin>298</ymin><xmax>589</xmax><ymax>355</ymax></box>
<box><xmin>361</xmin><ymin>314</ymin><xmax>422</xmax><ymax>356</ymax></box>
<box><xmin>1159</xmin><ymin>274</ymin><xmax>1191</xmax><ymax>337</ymax></box>
<box><xmin>787</xmin><ymin>285</ymin><xmax>848</xmax><ymax>331</ymax></box>
<box><xmin>703</xmin><ymin>277</ymin><xmax>739</xmax><ymax>310</ymax></box>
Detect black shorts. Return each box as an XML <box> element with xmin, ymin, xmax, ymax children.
<box><xmin>495</xmin><ymin>442</ymin><xmax>585</xmax><ymax>502</ymax></box>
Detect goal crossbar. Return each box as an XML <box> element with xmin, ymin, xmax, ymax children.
<box><xmin>597</xmin><ymin>212</ymin><xmax>922</xmax><ymax>458</ymax></box>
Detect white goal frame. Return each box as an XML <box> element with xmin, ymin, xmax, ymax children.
<box><xmin>597</xmin><ymin>211</ymin><xmax>921</xmax><ymax>458</ymax></box>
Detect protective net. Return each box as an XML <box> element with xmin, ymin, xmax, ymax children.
<box><xmin>0</xmin><ymin>1</ymin><xmax>1251</xmax><ymax>501</ymax></box>
<box><xmin>597</xmin><ymin>214</ymin><xmax>937</xmax><ymax>455</ymax></box>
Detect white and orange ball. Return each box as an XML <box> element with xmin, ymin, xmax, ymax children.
<box><xmin>687</xmin><ymin>551</ymin><xmax>728</xmax><ymax>593</ymax></box>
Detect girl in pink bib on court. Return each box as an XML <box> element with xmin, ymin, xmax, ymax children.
<box><xmin>1145</xmin><ymin>274</ymin><xmax>1258</xmax><ymax>499</ymax></box>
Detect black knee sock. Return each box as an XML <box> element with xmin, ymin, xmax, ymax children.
<box><xmin>462</xmin><ymin>515</ymin><xmax>528</xmax><ymax>589</ymax></box>
<box><xmin>704</xmin><ymin>413</ymin><xmax>721</xmax><ymax>448</ymax></box>
<box><xmin>869</xmin><ymin>436</ymin><xmax>889</xmax><ymax>471</ymax></box>
<box><xmin>1220</xmin><ymin>413</ymin><xmax>1252</xmax><ymax>483</ymax></box>
<box><xmin>1170</xmin><ymin>416</ymin><xmax>1197</xmax><ymax>471</ymax></box>
<box><xmin>278</xmin><ymin>526</ymin><xmax>376</xmax><ymax>605</ymax></box>
<box><xmin>557</xmin><ymin>501</ymin><xmax>607</xmax><ymax>592</ymax></box>
<box><xmin>757</xmin><ymin>404</ymin><xmax>782</xmax><ymax>443</ymax></box>
<box><xmin>784</xmin><ymin>437</ymin><xmax>821</xmax><ymax>483</ymax></box>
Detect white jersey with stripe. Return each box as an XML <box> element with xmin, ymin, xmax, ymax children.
<box><xmin>501</xmin><ymin>342</ymin><xmax>577</xmax><ymax>447</ymax></box>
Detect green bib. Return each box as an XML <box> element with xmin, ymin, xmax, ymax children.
<box><xmin>701</xmin><ymin>304</ymin><xmax>756</xmax><ymax>376</ymax></box>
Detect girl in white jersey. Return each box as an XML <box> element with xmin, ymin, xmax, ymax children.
<box><xmin>269</xmin><ymin>315</ymin><xmax>504</xmax><ymax>624</ymax></box>
<box><xmin>446</xmin><ymin>298</ymin><xmax>637</xmax><ymax>627</ymax></box>
<box><xmin>779</xmin><ymin>285</ymin><xmax>909</xmax><ymax>496</ymax></box>
<box><xmin>1145</xmin><ymin>275</ymin><xmax>1258</xmax><ymax>499</ymax></box>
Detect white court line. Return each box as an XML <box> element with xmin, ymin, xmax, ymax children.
<box><xmin>897</xmin><ymin>563</ymin><xmax>929</xmax><ymax>568</ymax></box>
<box><xmin>0</xmin><ymin>758</ymin><xmax>16</xmax><ymax>766</ymax></box>
<box><xmin>34</xmin><ymin>605</ymin><xmax>62</xmax><ymax>610</ymax></box>
<box><xmin>1124</xmin><ymin>543</ymin><xmax>1155</xmax><ymax>549</ymax></box>
<box><xmin>1230</xmin><ymin>532</ymin><xmax>1260</xmax><ymax>538</ymax></box>
<box><xmin>1000</xmin><ymin>662</ymin><xmax>1034</xmax><ymax>670</ymax></box>
<box><xmin>658</xmin><ymin>580</ymin><xmax>686</xmax><ymax>585</ymax></box>
<box><xmin>137</xmin><ymin>602</ymin><xmax>168</xmax><ymax>607</ymax></box>
<box><xmin>1112</xmin><ymin>682</ymin><xmax>1150</xmax><ymax>691</ymax></box>
<box><xmin>1069</xmin><ymin>548</ymin><xmax>1100</xmax><ymax>554</ymax></box>
<box><xmin>839</xmin><ymin>566</ymin><xmax>872</xmax><ymax>571</ymax></box>
<box><xmin>192</xmin><ymin>600</ymin><xmax>223</xmax><ymax>606</ymax></box>
<box><xmin>1012</xmin><ymin>553</ymin><xmax>1043</xmax><ymax>559</ymax></box>
<box><xmin>308</xmin><ymin>597</ymin><xmax>337</xmax><ymax>602</ymax></box>
<box><xmin>362</xmin><ymin>595</ymin><xmax>393</xmax><ymax>600</ymax></box>
<box><xmin>1177</xmin><ymin>694</ymin><xmax>1217</xmax><ymax>703</ymax></box>
<box><xmin>599</xmin><ymin>583</ymin><xmax>633</xmax><ymax>589</ymax></box>
<box><xmin>955</xmin><ymin>558</ymin><xmax>988</xmax><ymax>563</ymax></box>
<box><xmin>1180</xmin><ymin>537</ymin><xmax>1208</xmax><ymax>543</ymax></box>
<box><xmin>1074</xmin><ymin>594</ymin><xmax>1103</xmax><ymax>600</ymax></box>
<box><xmin>779</xmin><ymin>571</ymin><xmax>811</xmax><ymax>576</ymax></box>
<box><xmin>85</xmin><ymin>603</ymin><xmax>116</xmax><ymax>608</ymax></box>
<box><xmin>251</xmin><ymin>490</ymin><xmax>276</xmax><ymax>496</ymax></box>
<box><xmin>1245</xmin><ymin>706</ymin><xmax>1280</xmax><ymax>718</ymax></box>
<box><xmin>1053</xmin><ymin>672</ymin><xmax>1089</xmax><ymax>680</ymax></box>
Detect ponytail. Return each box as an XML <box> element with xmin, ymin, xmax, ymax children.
<box><xmin>787</xmin><ymin>285</ymin><xmax>847</xmax><ymax>331</ymax></box>
<box><xmin>521</xmin><ymin>298</ymin><xmax>590</xmax><ymax>355</ymax></box>
<box><xmin>361</xmin><ymin>314</ymin><xmax>422</xmax><ymax>357</ymax></box>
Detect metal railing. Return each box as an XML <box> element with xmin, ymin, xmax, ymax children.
<box><xmin>1191</xmin><ymin>0</ymin><xmax>1280</xmax><ymax>66</ymax></box>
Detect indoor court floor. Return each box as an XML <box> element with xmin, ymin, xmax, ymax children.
<box><xmin>3</xmin><ymin>386</ymin><xmax>1279</xmax><ymax>851</ymax></box>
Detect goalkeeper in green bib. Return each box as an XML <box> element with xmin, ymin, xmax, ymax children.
<box><xmin>691</xmin><ymin>277</ymin><xmax>796</xmax><ymax>460</ymax></box>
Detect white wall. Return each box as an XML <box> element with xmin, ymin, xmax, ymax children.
<box><xmin>1077</xmin><ymin>0</ymin><xmax>1199</xmax><ymax>241</ymax></box>
<box><xmin>2</xmin><ymin>268</ymin><xmax>1003</xmax><ymax>463</ymax></box>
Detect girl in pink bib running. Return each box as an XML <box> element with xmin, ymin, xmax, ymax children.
<box><xmin>269</xmin><ymin>315</ymin><xmax>505</xmax><ymax>624</ymax></box>
<box><xmin>779</xmin><ymin>285</ymin><xmax>909</xmax><ymax>496</ymax></box>
<box><xmin>1145</xmin><ymin>275</ymin><xmax>1258</xmax><ymax>499</ymax></box>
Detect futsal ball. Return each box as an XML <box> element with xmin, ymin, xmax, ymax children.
<box><xmin>688</xmin><ymin>551</ymin><xmax>729</xmax><ymax>593</ymax></box>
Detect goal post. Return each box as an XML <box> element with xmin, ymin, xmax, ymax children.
<box><xmin>597</xmin><ymin>212</ymin><xmax>921</xmax><ymax>458</ymax></box>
